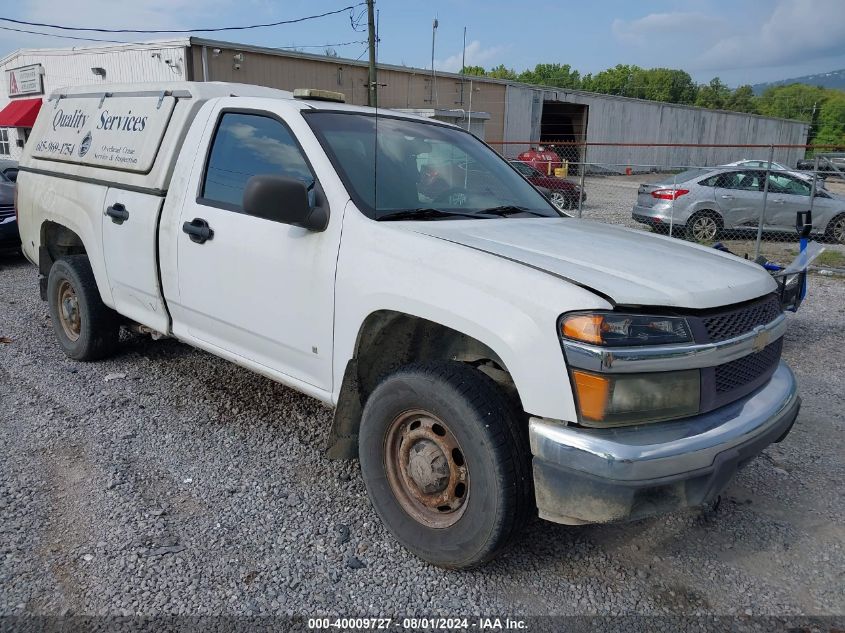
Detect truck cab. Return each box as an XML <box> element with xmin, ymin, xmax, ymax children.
<box><xmin>16</xmin><ymin>82</ymin><xmax>800</xmax><ymax>568</ymax></box>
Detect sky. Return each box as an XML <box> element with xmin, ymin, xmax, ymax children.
<box><xmin>2</xmin><ymin>0</ymin><xmax>845</xmax><ymax>87</ymax></box>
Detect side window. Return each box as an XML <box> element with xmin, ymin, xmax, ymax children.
<box><xmin>768</xmin><ymin>173</ymin><xmax>810</xmax><ymax>196</ymax></box>
<box><xmin>718</xmin><ymin>170</ymin><xmax>762</xmax><ymax>191</ymax></box>
<box><xmin>201</xmin><ymin>112</ymin><xmax>314</xmax><ymax>212</ymax></box>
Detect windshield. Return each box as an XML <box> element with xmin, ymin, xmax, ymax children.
<box><xmin>305</xmin><ymin>112</ymin><xmax>559</xmax><ymax>219</ymax></box>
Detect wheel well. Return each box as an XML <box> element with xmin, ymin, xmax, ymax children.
<box><xmin>40</xmin><ymin>221</ymin><xmax>86</xmax><ymax>273</ymax></box>
<box><xmin>326</xmin><ymin>310</ymin><xmax>520</xmax><ymax>460</ymax></box>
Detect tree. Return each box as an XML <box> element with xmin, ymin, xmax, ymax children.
<box><xmin>756</xmin><ymin>83</ymin><xmax>827</xmax><ymax>122</ymax></box>
<box><xmin>695</xmin><ymin>77</ymin><xmax>732</xmax><ymax>109</ymax></box>
<box><xmin>725</xmin><ymin>85</ymin><xmax>758</xmax><ymax>114</ymax></box>
<box><xmin>581</xmin><ymin>64</ymin><xmax>637</xmax><ymax>96</ymax></box>
<box><xmin>460</xmin><ymin>65</ymin><xmax>486</xmax><ymax>76</ymax></box>
<box><xmin>640</xmin><ymin>68</ymin><xmax>697</xmax><ymax>104</ymax></box>
<box><xmin>518</xmin><ymin>63</ymin><xmax>581</xmax><ymax>89</ymax></box>
<box><xmin>487</xmin><ymin>64</ymin><xmax>517</xmax><ymax>80</ymax></box>
<box><xmin>813</xmin><ymin>91</ymin><xmax>845</xmax><ymax>147</ymax></box>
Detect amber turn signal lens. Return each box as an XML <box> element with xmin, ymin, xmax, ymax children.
<box><xmin>561</xmin><ymin>315</ymin><xmax>605</xmax><ymax>345</ymax></box>
<box><xmin>571</xmin><ymin>370</ymin><xmax>611</xmax><ymax>422</ymax></box>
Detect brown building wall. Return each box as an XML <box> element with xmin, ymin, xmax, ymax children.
<box><xmin>189</xmin><ymin>45</ymin><xmax>507</xmax><ymax>142</ymax></box>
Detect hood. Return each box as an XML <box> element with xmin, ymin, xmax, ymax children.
<box><xmin>403</xmin><ymin>218</ymin><xmax>776</xmax><ymax>309</ymax></box>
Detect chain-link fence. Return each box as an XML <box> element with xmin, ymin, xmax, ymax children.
<box><xmin>488</xmin><ymin>141</ymin><xmax>845</xmax><ymax>270</ymax></box>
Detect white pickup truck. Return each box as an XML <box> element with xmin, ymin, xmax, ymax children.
<box><xmin>16</xmin><ymin>82</ymin><xmax>800</xmax><ymax>569</ymax></box>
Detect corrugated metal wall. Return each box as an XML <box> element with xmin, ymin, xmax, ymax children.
<box><xmin>2</xmin><ymin>43</ymin><xmax>188</xmax><ymax>95</ymax></box>
<box><xmin>504</xmin><ymin>86</ymin><xmax>810</xmax><ymax>170</ymax></box>
<box><xmin>191</xmin><ymin>45</ymin><xmax>508</xmax><ymax>143</ymax></box>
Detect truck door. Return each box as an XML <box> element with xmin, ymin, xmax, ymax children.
<box><xmin>170</xmin><ymin>109</ymin><xmax>340</xmax><ymax>392</ymax></box>
<box><xmin>102</xmin><ymin>189</ymin><xmax>169</xmax><ymax>333</ymax></box>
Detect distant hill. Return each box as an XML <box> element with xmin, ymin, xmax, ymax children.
<box><xmin>751</xmin><ymin>69</ymin><xmax>845</xmax><ymax>94</ymax></box>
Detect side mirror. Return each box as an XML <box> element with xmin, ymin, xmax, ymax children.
<box><xmin>242</xmin><ymin>174</ymin><xmax>328</xmax><ymax>231</ymax></box>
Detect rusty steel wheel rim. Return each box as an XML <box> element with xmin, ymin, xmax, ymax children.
<box><xmin>383</xmin><ymin>410</ymin><xmax>470</xmax><ymax>528</ymax></box>
<box><xmin>57</xmin><ymin>279</ymin><xmax>81</xmax><ymax>342</ymax></box>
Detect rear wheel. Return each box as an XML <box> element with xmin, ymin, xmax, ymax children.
<box><xmin>359</xmin><ymin>361</ymin><xmax>532</xmax><ymax>569</ymax></box>
<box><xmin>47</xmin><ymin>255</ymin><xmax>120</xmax><ymax>361</ymax></box>
<box><xmin>548</xmin><ymin>191</ymin><xmax>568</xmax><ymax>210</ymax></box>
<box><xmin>826</xmin><ymin>214</ymin><xmax>845</xmax><ymax>244</ymax></box>
<box><xmin>685</xmin><ymin>211</ymin><xmax>722</xmax><ymax>242</ymax></box>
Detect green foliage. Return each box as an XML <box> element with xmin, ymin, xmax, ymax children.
<box><xmin>695</xmin><ymin>77</ymin><xmax>732</xmax><ymax>109</ymax></box>
<box><xmin>725</xmin><ymin>85</ymin><xmax>758</xmax><ymax>114</ymax></box>
<box><xmin>756</xmin><ymin>83</ymin><xmax>827</xmax><ymax>122</ymax></box>
<box><xmin>813</xmin><ymin>91</ymin><xmax>845</xmax><ymax>146</ymax></box>
<box><xmin>581</xmin><ymin>65</ymin><xmax>697</xmax><ymax>104</ymax></box>
<box><xmin>517</xmin><ymin>63</ymin><xmax>580</xmax><ymax>89</ymax></box>
<box><xmin>487</xmin><ymin>64</ymin><xmax>518</xmax><ymax>80</ymax></box>
<box><xmin>460</xmin><ymin>65</ymin><xmax>486</xmax><ymax>76</ymax></box>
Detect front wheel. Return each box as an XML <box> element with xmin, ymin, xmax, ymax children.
<box><xmin>359</xmin><ymin>361</ymin><xmax>532</xmax><ymax>569</ymax></box>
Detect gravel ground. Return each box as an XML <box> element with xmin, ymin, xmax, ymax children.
<box><xmin>0</xmin><ymin>251</ymin><xmax>843</xmax><ymax>622</ymax></box>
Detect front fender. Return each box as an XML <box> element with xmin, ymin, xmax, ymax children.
<box><xmin>332</xmin><ymin>210</ymin><xmax>611</xmax><ymax>421</ymax></box>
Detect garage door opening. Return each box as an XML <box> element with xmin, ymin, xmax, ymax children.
<box><xmin>541</xmin><ymin>101</ymin><xmax>588</xmax><ymax>172</ymax></box>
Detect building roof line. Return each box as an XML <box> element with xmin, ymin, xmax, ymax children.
<box><xmin>0</xmin><ymin>36</ymin><xmax>811</xmax><ymax>127</ymax></box>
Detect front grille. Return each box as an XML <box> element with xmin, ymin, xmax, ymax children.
<box><xmin>701</xmin><ymin>294</ymin><xmax>781</xmax><ymax>342</ymax></box>
<box><xmin>715</xmin><ymin>338</ymin><xmax>783</xmax><ymax>393</ymax></box>
<box><xmin>0</xmin><ymin>205</ymin><xmax>13</xmax><ymax>219</ymax></box>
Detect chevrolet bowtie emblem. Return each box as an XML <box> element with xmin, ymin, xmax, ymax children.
<box><xmin>752</xmin><ymin>329</ymin><xmax>770</xmax><ymax>353</ymax></box>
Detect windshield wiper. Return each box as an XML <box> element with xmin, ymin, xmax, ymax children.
<box><xmin>478</xmin><ymin>205</ymin><xmax>549</xmax><ymax>217</ymax></box>
<box><xmin>377</xmin><ymin>208</ymin><xmax>487</xmax><ymax>221</ymax></box>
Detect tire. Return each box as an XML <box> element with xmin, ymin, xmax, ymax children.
<box><xmin>685</xmin><ymin>210</ymin><xmax>722</xmax><ymax>242</ymax></box>
<box><xmin>47</xmin><ymin>255</ymin><xmax>120</xmax><ymax>361</ymax></box>
<box><xmin>548</xmin><ymin>191</ymin><xmax>567</xmax><ymax>210</ymax></box>
<box><xmin>825</xmin><ymin>213</ymin><xmax>845</xmax><ymax>244</ymax></box>
<box><xmin>359</xmin><ymin>361</ymin><xmax>532</xmax><ymax>569</ymax></box>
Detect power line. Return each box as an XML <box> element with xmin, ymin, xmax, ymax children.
<box><xmin>0</xmin><ymin>4</ymin><xmax>366</xmax><ymax>34</ymax></box>
<box><xmin>0</xmin><ymin>24</ymin><xmax>124</xmax><ymax>43</ymax></box>
<box><xmin>1</xmin><ymin>25</ymin><xmax>366</xmax><ymax>53</ymax></box>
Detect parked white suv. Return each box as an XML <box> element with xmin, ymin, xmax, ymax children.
<box><xmin>15</xmin><ymin>82</ymin><xmax>800</xmax><ymax>568</ymax></box>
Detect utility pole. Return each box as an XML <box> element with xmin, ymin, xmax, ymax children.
<box><xmin>460</xmin><ymin>26</ymin><xmax>466</xmax><ymax>107</ymax></box>
<box><xmin>430</xmin><ymin>18</ymin><xmax>438</xmax><ymax>105</ymax></box>
<box><xmin>367</xmin><ymin>0</ymin><xmax>377</xmax><ymax>107</ymax></box>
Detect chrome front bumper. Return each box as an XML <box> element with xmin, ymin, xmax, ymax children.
<box><xmin>529</xmin><ymin>362</ymin><xmax>800</xmax><ymax>525</ymax></box>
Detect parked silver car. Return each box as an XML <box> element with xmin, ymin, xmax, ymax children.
<box><xmin>632</xmin><ymin>167</ymin><xmax>845</xmax><ymax>243</ymax></box>
<box><xmin>721</xmin><ymin>159</ymin><xmax>824</xmax><ymax>189</ymax></box>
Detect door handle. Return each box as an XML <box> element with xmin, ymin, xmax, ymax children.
<box><xmin>106</xmin><ymin>203</ymin><xmax>129</xmax><ymax>225</ymax></box>
<box><xmin>720</xmin><ymin>194</ymin><xmax>734</xmax><ymax>199</ymax></box>
<box><xmin>771</xmin><ymin>199</ymin><xmax>785</xmax><ymax>204</ymax></box>
<box><xmin>182</xmin><ymin>217</ymin><xmax>214</xmax><ymax>244</ymax></box>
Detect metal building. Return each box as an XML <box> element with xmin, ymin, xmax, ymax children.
<box><xmin>1</xmin><ymin>37</ymin><xmax>810</xmax><ymax>168</ymax></box>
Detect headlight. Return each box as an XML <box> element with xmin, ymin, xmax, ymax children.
<box><xmin>570</xmin><ymin>369</ymin><xmax>700</xmax><ymax>426</ymax></box>
<box><xmin>560</xmin><ymin>312</ymin><xmax>693</xmax><ymax>346</ymax></box>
